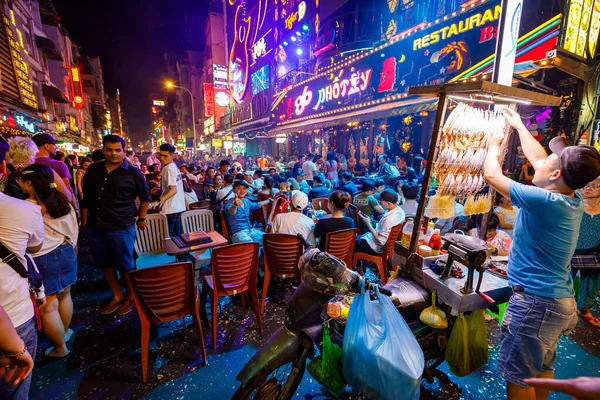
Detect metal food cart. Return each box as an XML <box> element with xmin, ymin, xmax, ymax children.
<box><xmin>394</xmin><ymin>81</ymin><xmax>562</xmax><ymax>312</ymax></box>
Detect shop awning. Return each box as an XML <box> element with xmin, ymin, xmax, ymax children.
<box><xmin>214</xmin><ymin>116</ymin><xmax>271</xmax><ymax>137</ymax></box>
<box><xmin>268</xmin><ymin>96</ymin><xmax>438</xmax><ymax>134</ymax></box>
<box><xmin>42</xmin><ymin>84</ymin><xmax>69</xmax><ymax>103</ymax></box>
<box><xmin>35</xmin><ymin>35</ymin><xmax>63</xmax><ymax>61</ymax></box>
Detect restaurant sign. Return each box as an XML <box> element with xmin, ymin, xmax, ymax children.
<box><xmin>278</xmin><ymin>0</ymin><xmax>561</xmax><ymax>125</ymax></box>
<box><xmin>276</xmin><ymin>0</ymin><xmax>506</xmax><ymax>123</ymax></box>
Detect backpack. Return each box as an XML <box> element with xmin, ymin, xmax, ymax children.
<box><xmin>389</xmin><ymin>165</ymin><xmax>401</xmax><ymax>179</ymax></box>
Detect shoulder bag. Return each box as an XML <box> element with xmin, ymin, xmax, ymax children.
<box><xmin>0</xmin><ymin>240</ymin><xmax>43</xmax><ymax>330</ymax></box>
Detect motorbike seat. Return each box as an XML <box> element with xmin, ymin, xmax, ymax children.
<box><xmin>383</xmin><ymin>277</ymin><xmax>430</xmax><ymax>323</ymax></box>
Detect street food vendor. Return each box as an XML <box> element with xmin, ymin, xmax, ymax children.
<box><xmin>483</xmin><ymin>107</ymin><xmax>600</xmax><ymax>400</ymax></box>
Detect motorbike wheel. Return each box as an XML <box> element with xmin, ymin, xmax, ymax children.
<box><xmin>232</xmin><ymin>354</ymin><xmax>307</xmax><ymax>400</ymax></box>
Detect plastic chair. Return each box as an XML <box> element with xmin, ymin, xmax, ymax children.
<box><xmin>181</xmin><ymin>210</ymin><xmax>215</xmax><ymax>269</ymax></box>
<box><xmin>261</xmin><ymin>234</ymin><xmax>303</xmax><ymax>314</ymax></box>
<box><xmin>352</xmin><ymin>222</ymin><xmax>404</xmax><ymax>284</ymax></box>
<box><xmin>201</xmin><ymin>243</ymin><xmax>262</xmax><ymax>349</ymax></box>
<box><xmin>325</xmin><ymin>228</ymin><xmax>357</xmax><ymax>269</ymax></box>
<box><xmin>311</xmin><ymin>197</ymin><xmax>331</xmax><ymax>213</ymax></box>
<box><xmin>344</xmin><ymin>203</ymin><xmax>360</xmax><ymax>229</ymax></box>
<box><xmin>134</xmin><ymin>214</ymin><xmax>176</xmax><ymax>269</ymax></box>
<box><xmin>219</xmin><ymin>210</ymin><xmax>230</xmax><ymax>242</ymax></box>
<box><xmin>126</xmin><ymin>262</ymin><xmax>207</xmax><ymax>382</ymax></box>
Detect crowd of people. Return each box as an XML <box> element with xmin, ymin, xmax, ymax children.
<box><xmin>1</xmin><ymin>108</ymin><xmax>600</xmax><ymax>400</ymax></box>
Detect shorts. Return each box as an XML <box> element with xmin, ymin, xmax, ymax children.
<box><xmin>33</xmin><ymin>243</ymin><xmax>78</xmax><ymax>295</ymax></box>
<box><xmin>0</xmin><ymin>318</ymin><xmax>37</xmax><ymax>400</ymax></box>
<box><xmin>231</xmin><ymin>229</ymin><xmax>264</xmax><ymax>244</ymax></box>
<box><xmin>498</xmin><ymin>287</ymin><xmax>577</xmax><ymax>387</ymax></box>
<box><xmin>85</xmin><ymin>224</ymin><xmax>137</xmax><ymax>274</ymax></box>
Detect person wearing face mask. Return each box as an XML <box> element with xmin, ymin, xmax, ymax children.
<box><xmin>571</xmin><ymin>177</ymin><xmax>600</xmax><ymax>329</ymax></box>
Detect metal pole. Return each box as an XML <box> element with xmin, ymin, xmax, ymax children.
<box><xmin>175</xmin><ymin>85</ymin><xmax>197</xmax><ymax>152</ymax></box>
<box><xmin>409</xmin><ymin>92</ymin><xmax>447</xmax><ymax>253</ymax></box>
<box><xmin>190</xmin><ymin>88</ymin><xmax>197</xmax><ymax>152</ymax></box>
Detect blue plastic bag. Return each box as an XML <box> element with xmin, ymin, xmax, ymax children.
<box><xmin>342</xmin><ymin>278</ymin><xmax>425</xmax><ymax>400</ymax></box>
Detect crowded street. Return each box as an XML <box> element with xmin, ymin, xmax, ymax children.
<box><xmin>1</xmin><ymin>0</ymin><xmax>600</xmax><ymax>400</ymax></box>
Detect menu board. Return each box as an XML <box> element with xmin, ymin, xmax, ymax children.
<box><xmin>563</xmin><ymin>0</ymin><xmax>600</xmax><ymax>58</ymax></box>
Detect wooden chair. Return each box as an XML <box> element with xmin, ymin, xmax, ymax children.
<box><xmin>180</xmin><ymin>210</ymin><xmax>215</xmax><ymax>269</ymax></box>
<box><xmin>134</xmin><ymin>214</ymin><xmax>176</xmax><ymax>269</ymax></box>
<box><xmin>344</xmin><ymin>203</ymin><xmax>360</xmax><ymax>229</ymax></box>
<box><xmin>325</xmin><ymin>228</ymin><xmax>357</xmax><ymax>269</ymax></box>
<box><xmin>219</xmin><ymin>210</ymin><xmax>230</xmax><ymax>243</ymax></box>
<box><xmin>126</xmin><ymin>262</ymin><xmax>207</xmax><ymax>382</ymax></box>
<box><xmin>261</xmin><ymin>233</ymin><xmax>303</xmax><ymax>314</ymax></box>
<box><xmin>352</xmin><ymin>222</ymin><xmax>404</xmax><ymax>284</ymax></box>
<box><xmin>201</xmin><ymin>243</ymin><xmax>262</xmax><ymax>349</ymax></box>
<box><xmin>311</xmin><ymin>197</ymin><xmax>331</xmax><ymax>213</ymax></box>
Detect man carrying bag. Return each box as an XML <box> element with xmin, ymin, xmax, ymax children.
<box><xmin>0</xmin><ymin>136</ymin><xmax>46</xmax><ymax>399</ymax></box>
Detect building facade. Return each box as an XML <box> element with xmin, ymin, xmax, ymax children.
<box><xmin>0</xmin><ymin>0</ymin><xmax>111</xmax><ymax>154</ymax></box>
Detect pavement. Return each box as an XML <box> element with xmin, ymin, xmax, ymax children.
<box><xmin>30</xmin><ymin>238</ymin><xmax>600</xmax><ymax>400</ymax></box>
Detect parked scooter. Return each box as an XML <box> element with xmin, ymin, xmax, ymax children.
<box><xmin>232</xmin><ymin>250</ymin><xmax>449</xmax><ymax>399</ymax></box>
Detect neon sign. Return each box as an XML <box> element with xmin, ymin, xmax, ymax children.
<box><xmin>15</xmin><ymin>115</ymin><xmax>35</xmax><ymax>132</ymax></box>
<box><xmin>562</xmin><ymin>0</ymin><xmax>600</xmax><ymax>59</ymax></box>
<box><xmin>252</xmin><ymin>37</ymin><xmax>267</xmax><ymax>62</ymax></box>
<box><xmin>70</xmin><ymin>66</ymin><xmax>84</xmax><ymax>107</ymax></box>
<box><xmin>314</xmin><ymin>69</ymin><xmax>373</xmax><ymax>110</ymax></box>
<box><xmin>203</xmin><ymin>83</ymin><xmax>215</xmax><ymax>117</ymax></box>
<box><xmin>1</xmin><ymin>112</ymin><xmax>36</xmax><ymax>133</ymax></box>
<box><xmin>152</xmin><ymin>100</ymin><xmax>165</xmax><ymax>106</ymax></box>
<box><xmin>215</xmin><ymin>90</ymin><xmax>230</xmax><ymax>107</ymax></box>
<box><xmin>213</xmin><ymin>65</ymin><xmax>229</xmax><ymax>89</ymax></box>
<box><xmin>285</xmin><ymin>12</ymin><xmax>298</xmax><ymax>29</ymax></box>
<box><xmin>413</xmin><ymin>5</ymin><xmax>501</xmax><ymax>50</ymax></box>
<box><xmin>298</xmin><ymin>2</ymin><xmax>307</xmax><ymax>20</ymax></box>
<box><xmin>293</xmin><ymin>68</ymin><xmax>373</xmax><ymax>116</ymax></box>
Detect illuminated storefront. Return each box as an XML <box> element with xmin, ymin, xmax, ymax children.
<box><xmin>222</xmin><ymin>0</ymin><xmax>277</xmax><ymax>154</ymax></box>
<box><xmin>0</xmin><ymin>110</ymin><xmax>38</xmax><ymax>136</ymax></box>
<box><xmin>270</xmin><ymin>0</ymin><xmax>567</xmax><ymax>169</ymax></box>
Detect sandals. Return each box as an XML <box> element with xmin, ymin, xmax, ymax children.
<box><xmin>64</xmin><ymin>328</ymin><xmax>73</xmax><ymax>342</ymax></box>
<box><xmin>116</xmin><ymin>300</ymin><xmax>134</xmax><ymax>316</ymax></box>
<box><xmin>100</xmin><ymin>299</ymin><xmax>124</xmax><ymax>315</ymax></box>
<box><xmin>44</xmin><ymin>347</ymin><xmax>70</xmax><ymax>359</ymax></box>
<box><xmin>578</xmin><ymin>311</ymin><xmax>600</xmax><ymax>328</ymax></box>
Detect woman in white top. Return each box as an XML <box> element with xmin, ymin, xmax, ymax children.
<box><xmin>494</xmin><ymin>193</ymin><xmax>519</xmax><ymax>237</ymax></box>
<box><xmin>324</xmin><ymin>153</ymin><xmax>339</xmax><ymax>188</ymax></box>
<box><xmin>17</xmin><ymin>164</ymin><xmax>78</xmax><ymax>358</ymax></box>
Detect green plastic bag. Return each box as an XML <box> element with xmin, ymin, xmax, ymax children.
<box><xmin>467</xmin><ymin>310</ymin><xmax>488</xmax><ymax>371</ymax></box>
<box><xmin>307</xmin><ymin>325</ymin><xmax>346</xmax><ymax>395</ymax></box>
<box><xmin>445</xmin><ymin>312</ymin><xmax>472</xmax><ymax>377</ymax></box>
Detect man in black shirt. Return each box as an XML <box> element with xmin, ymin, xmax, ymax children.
<box><xmin>81</xmin><ymin>135</ymin><xmax>151</xmax><ymax>316</ymax></box>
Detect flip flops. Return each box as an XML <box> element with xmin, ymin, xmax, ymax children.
<box><xmin>44</xmin><ymin>347</ymin><xmax>70</xmax><ymax>359</ymax></box>
<box><xmin>100</xmin><ymin>299</ymin><xmax>124</xmax><ymax>315</ymax></box>
<box><xmin>64</xmin><ymin>328</ymin><xmax>73</xmax><ymax>342</ymax></box>
<box><xmin>578</xmin><ymin>311</ymin><xmax>600</xmax><ymax>328</ymax></box>
<box><xmin>116</xmin><ymin>300</ymin><xmax>134</xmax><ymax>316</ymax></box>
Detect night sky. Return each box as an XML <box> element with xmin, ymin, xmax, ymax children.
<box><xmin>52</xmin><ymin>0</ymin><xmax>206</xmax><ymax>146</ymax></box>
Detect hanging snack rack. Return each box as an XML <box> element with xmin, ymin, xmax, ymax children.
<box><xmin>399</xmin><ymin>81</ymin><xmax>562</xmax><ymax>256</ymax></box>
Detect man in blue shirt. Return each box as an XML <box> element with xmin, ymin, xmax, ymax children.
<box><xmin>484</xmin><ymin>108</ymin><xmax>600</xmax><ymax>400</ymax></box>
<box><xmin>340</xmin><ymin>172</ymin><xmax>358</xmax><ymax>195</ymax></box>
<box><xmin>308</xmin><ymin>174</ymin><xmax>331</xmax><ymax>201</ymax></box>
<box><xmin>224</xmin><ymin>180</ymin><xmax>273</xmax><ymax>244</ymax></box>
